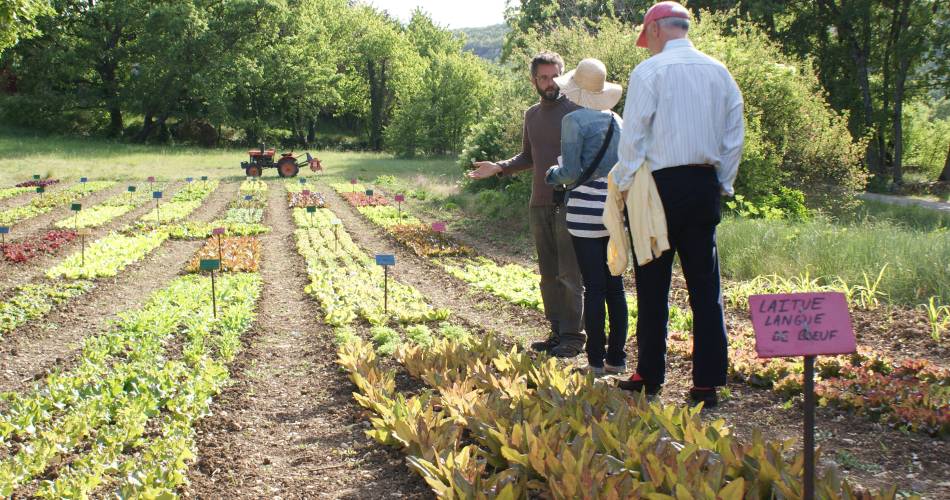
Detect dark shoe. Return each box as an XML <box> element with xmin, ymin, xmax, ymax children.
<box><xmin>688</xmin><ymin>387</ymin><xmax>718</xmax><ymax>408</ymax></box>
<box><xmin>549</xmin><ymin>343</ymin><xmax>583</xmax><ymax>358</ymax></box>
<box><xmin>617</xmin><ymin>374</ymin><xmax>661</xmax><ymax>396</ymax></box>
<box><xmin>531</xmin><ymin>322</ymin><xmax>561</xmax><ymax>352</ymax></box>
<box><xmin>530</xmin><ymin>335</ymin><xmax>559</xmax><ymax>353</ymax></box>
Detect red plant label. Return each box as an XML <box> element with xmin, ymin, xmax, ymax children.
<box><xmin>432</xmin><ymin>222</ymin><xmax>446</xmax><ymax>233</ymax></box>
<box><xmin>749</xmin><ymin>292</ymin><xmax>856</xmax><ymax>358</ymax></box>
<box><xmin>395</xmin><ymin>194</ymin><xmax>405</xmax><ymax>203</ymax></box>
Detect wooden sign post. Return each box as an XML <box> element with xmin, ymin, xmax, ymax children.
<box><xmin>200</xmin><ymin>259</ymin><xmax>221</xmax><ymax>318</ymax></box>
<box><xmin>71</xmin><ymin>203</ymin><xmax>83</xmax><ymax>265</ymax></box>
<box><xmin>306</xmin><ymin>206</ymin><xmax>316</xmax><ymax>227</ymax></box>
<box><xmin>331</xmin><ymin>218</ymin><xmax>341</xmax><ymax>251</ymax></box>
<box><xmin>749</xmin><ymin>292</ymin><xmax>856</xmax><ymax>500</ymax></box>
<box><xmin>375</xmin><ymin>254</ymin><xmax>395</xmax><ymax>314</ymax></box>
<box><xmin>153</xmin><ymin>191</ymin><xmax>163</xmax><ymax>225</ymax></box>
<box><xmin>212</xmin><ymin>227</ymin><xmax>225</xmax><ymax>262</ymax></box>
<box><xmin>71</xmin><ymin>203</ymin><xmax>81</xmax><ymax>230</ymax></box>
<box><xmin>395</xmin><ymin>194</ymin><xmax>405</xmax><ymax>219</ymax></box>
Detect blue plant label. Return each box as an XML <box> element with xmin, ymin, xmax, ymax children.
<box><xmin>0</xmin><ymin>227</ymin><xmax>9</xmax><ymax>234</ymax></box>
<box><xmin>186</xmin><ymin>177</ymin><xmax>194</xmax><ymax>183</ymax></box>
<box><xmin>199</xmin><ymin>259</ymin><xmax>221</xmax><ymax>271</ymax></box>
<box><xmin>80</xmin><ymin>177</ymin><xmax>88</xmax><ymax>183</ymax></box>
<box><xmin>153</xmin><ymin>191</ymin><xmax>163</xmax><ymax>199</ymax></box>
<box><xmin>375</xmin><ymin>254</ymin><xmax>395</xmax><ymax>266</ymax></box>
<box><xmin>299</xmin><ymin>178</ymin><xmax>306</xmax><ymax>184</ymax></box>
<box><xmin>244</xmin><ymin>195</ymin><xmax>253</xmax><ymax>201</ymax></box>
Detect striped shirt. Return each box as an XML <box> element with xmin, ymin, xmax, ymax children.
<box><xmin>611</xmin><ymin>39</ymin><xmax>744</xmax><ymax>195</ymax></box>
<box><xmin>566</xmin><ymin>177</ymin><xmax>609</xmax><ymax>238</ymax></box>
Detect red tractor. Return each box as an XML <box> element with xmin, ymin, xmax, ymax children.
<box><xmin>241</xmin><ymin>145</ymin><xmax>322</xmax><ymax>177</ymax></box>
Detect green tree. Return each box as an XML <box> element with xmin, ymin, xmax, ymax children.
<box><xmin>0</xmin><ymin>0</ymin><xmax>53</xmax><ymax>52</ymax></box>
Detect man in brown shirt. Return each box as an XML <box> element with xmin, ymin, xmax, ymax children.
<box><xmin>468</xmin><ymin>52</ymin><xmax>585</xmax><ymax>357</ymax></box>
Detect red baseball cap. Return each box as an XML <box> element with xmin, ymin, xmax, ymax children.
<box><xmin>637</xmin><ymin>1</ymin><xmax>691</xmax><ymax>48</ymax></box>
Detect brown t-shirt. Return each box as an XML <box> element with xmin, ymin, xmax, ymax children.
<box><xmin>499</xmin><ymin>95</ymin><xmax>581</xmax><ymax>207</ymax></box>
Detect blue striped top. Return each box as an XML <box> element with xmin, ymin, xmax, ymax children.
<box><xmin>566</xmin><ymin>177</ymin><xmax>609</xmax><ymax>238</ymax></box>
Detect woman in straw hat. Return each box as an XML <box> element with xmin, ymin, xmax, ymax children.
<box><xmin>545</xmin><ymin>58</ymin><xmax>626</xmax><ymax>376</ymax></box>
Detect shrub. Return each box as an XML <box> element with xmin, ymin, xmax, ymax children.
<box><xmin>463</xmin><ymin>11</ymin><xmax>865</xmax><ymax>212</ymax></box>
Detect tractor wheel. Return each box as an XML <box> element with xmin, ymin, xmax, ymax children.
<box><xmin>246</xmin><ymin>165</ymin><xmax>263</xmax><ymax>177</ymax></box>
<box><xmin>276</xmin><ymin>157</ymin><xmax>299</xmax><ymax>177</ymax></box>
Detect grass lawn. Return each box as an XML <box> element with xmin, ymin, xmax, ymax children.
<box><xmin>2</xmin><ymin>128</ymin><xmax>946</xmax><ymax>306</ymax></box>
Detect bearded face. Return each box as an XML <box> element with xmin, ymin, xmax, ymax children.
<box><xmin>533</xmin><ymin>63</ymin><xmax>561</xmax><ymax>101</ymax></box>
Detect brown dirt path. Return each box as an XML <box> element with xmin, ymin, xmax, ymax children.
<box><xmin>0</xmin><ymin>181</ymin><xmax>236</xmax><ymax>394</ymax></box>
<box><xmin>0</xmin><ymin>182</ymin><xmax>184</xmax><ymax>298</ymax></box>
<box><xmin>184</xmin><ymin>180</ymin><xmax>428</xmax><ymax>499</ymax></box>
<box><xmin>319</xmin><ymin>183</ymin><xmax>550</xmax><ymax>347</ymax></box>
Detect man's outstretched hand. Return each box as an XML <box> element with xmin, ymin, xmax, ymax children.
<box><xmin>467</xmin><ymin>161</ymin><xmax>502</xmax><ymax>179</ymax></box>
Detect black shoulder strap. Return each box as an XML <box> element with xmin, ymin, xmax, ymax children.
<box><xmin>563</xmin><ymin>115</ymin><xmax>616</xmax><ymax>191</ymax></box>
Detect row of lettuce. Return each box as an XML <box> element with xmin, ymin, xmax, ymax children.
<box><xmin>0</xmin><ymin>179</ymin><xmax>268</xmax><ymax>497</ymax></box>
<box><xmin>327</xmin><ymin>179</ymin><xmax>949</xmax><ymax>438</ymax></box>
<box><xmin>288</xmin><ymin>181</ymin><xmax>896</xmax><ymax>498</ymax></box>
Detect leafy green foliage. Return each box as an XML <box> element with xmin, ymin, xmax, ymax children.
<box><xmin>0</xmin><ymin>0</ymin><xmax>53</xmax><ymax>51</ymax></box>
<box><xmin>338</xmin><ymin>332</ymin><xmax>897</xmax><ymax>498</ymax></box>
<box><xmin>290</xmin><ymin>193</ymin><xmax>450</xmax><ymax>326</ymax></box>
<box><xmin>0</xmin><ymin>272</ymin><xmax>260</xmax><ymax>496</ymax></box>
<box><xmin>46</xmin><ymin>230</ymin><xmax>168</xmax><ymax>279</ymax></box>
<box><xmin>0</xmin><ymin>280</ymin><xmax>93</xmax><ymax>336</ymax></box>
<box><xmin>0</xmin><ymin>181</ymin><xmax>115</xmax><ymax>225</ymax></box>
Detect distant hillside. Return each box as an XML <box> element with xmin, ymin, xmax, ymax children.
<box><xmin>455</xmin><ymin>24</ymin><xmax>508</xmax><ymax>61</ymax></box>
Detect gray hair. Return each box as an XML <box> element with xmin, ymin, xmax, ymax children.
<box><xmin>657</xmin><ymin>17</ymin><xmax>690</xmax><ymax>31</ymax></box>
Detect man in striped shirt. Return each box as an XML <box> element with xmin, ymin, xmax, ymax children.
<box><xmin>611</xmin><ymin>1</ymin><xmax>745</xmax><ymax>408</ymax></box>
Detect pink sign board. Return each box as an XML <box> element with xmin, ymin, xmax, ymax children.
<box><xmin>147</xmin><ymin>176</ymin><xmax>155</xmax><ymax>182</ymax></box>
<box><xmin>301</xmin><ymin>190</ymin><xmax>310</xmax><ymax>196</ymax></box>
<box><xmin>432</xmin><ymin>222</ymin><xmax>446</xmax><ymax>233</ymax></box>
<box><xmin>212</xmin><ymin>227</ymin><xmax>225</xmax><ymax>235</ymax></box>
<box><xmin>350</xmin><ymin>178</ymin><xmax>357</xmax><ymax>184</ymax></box>
<box><xmin>395</xmin><ymin>194</ymin><xmax>405</xmax><ymax>203</ymax></box>
<box><xmin>749</xmin><ymin>292</ymin><xmax>856</xmax><ymax>358</ymax></box>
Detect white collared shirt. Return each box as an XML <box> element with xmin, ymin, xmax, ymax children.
<box><xmin>611</xmin><ymin>38</ymin><xmax>744</xmax><ymax>195</ymax></box>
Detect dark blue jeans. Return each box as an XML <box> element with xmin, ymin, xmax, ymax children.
<box><xmin>571</xmin><ymin>236</ymin><xmax>627</xmax><ymax>367</ymax></box>
<box><xmin>632</xmin><ymin>166</ymin><xmax>728</xmax><ymax>388</ymax></box>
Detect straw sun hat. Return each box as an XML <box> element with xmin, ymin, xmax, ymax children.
<box><xmin>553</xmin><ymin>58</ymin><xmax>622</xmax><ymax>111</ymax></box>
